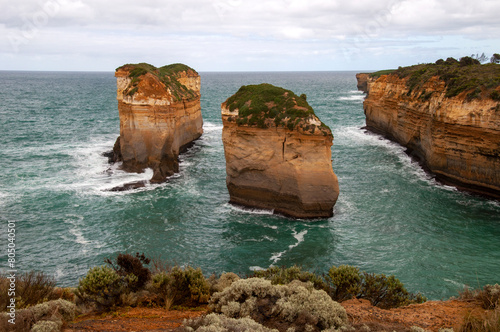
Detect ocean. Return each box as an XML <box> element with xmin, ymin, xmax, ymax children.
<box><xmin>0</xmin><ymin>70</ymin><xmax>498</xmax><ymax>300</ymax></box>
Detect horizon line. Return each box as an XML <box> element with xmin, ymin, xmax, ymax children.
<box><xmin>0</xmin><ymin>69</ymin><xmax>378</xmax><ymax>74</ymax></box>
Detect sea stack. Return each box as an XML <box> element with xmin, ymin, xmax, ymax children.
<box><xmin>221</xmin><ymin>83</ymin><xmax>339</xmax><ymax>218</ymax></box>
<box><xmin>358</xmin><ymin>59</ymin><xmax>500</xmax><ymax>198</ymax></box>
<box><xmin>113</xmin><ymin>63</ymin><xmax>203</xmax><ymax>183</ymax></box>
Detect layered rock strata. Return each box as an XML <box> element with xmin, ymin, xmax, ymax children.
<box><xmin>221</xmin><ymin>84</ymin><xmax>339</xmax><ymax>218</ymax></box>
<box><xmin>113</xmin><ymin>63</ymin><xmax>203</xmax><ymax>183</ymax></box>
<box><xmin>358</xmin><ymin>71</ymin><xmax>500</xmax><ymax>198</ymax></box>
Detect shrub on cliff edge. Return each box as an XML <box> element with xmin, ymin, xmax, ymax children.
<box><xmin>252</xmin><ymin>265</ymin><xmax>327</xmax><ymax>291</ymax></box>
<box><xmin>75</xmin><ymin>265</ymin><xmax>136</xmax><ymax>311</ymax></box>
<box><xmin>325</xmin><ymin>265</ymin><xmax>426</xmax><ymax>309</ymax></box>
<box><xmin>148</xmin><ymin>266</ymin><xmax>210</xmax><ymax>307</ymax></box>
<box><xmin>209</xmin><ymin>278</ymin><xmax>348</xmax><ymax>331</ymax></box>
<box><xmin>0</xmin><ymin>271</ymin><xmax>62</xmax><ymax>311</ymax></box>
<box><xmin>105</xmin><ymin>252</ymin><xmax>151</xmax><ymax>291</ymax></box>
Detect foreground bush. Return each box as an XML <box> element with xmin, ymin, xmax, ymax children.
<box><xmin>75</xmin><ymin>265</ymin><xmax>137</xmax><ymax>311</ymax></box>
<box><xmin>0</xmin><ymin>271</ymin><xmax>61</xmax><ymax>311</ymax></box>
<box><xmin>209</xmin><ymin>278</ymin><xmax>347</xmax><ymax>332</ymax></box>
<box><xmin>325</xmin><ymin>265</ymin><xmax>362</xmax><ymax>302</ymax></box>
<box><xmin>326</xmin><ymin>265</ymin><xmax>426</xmax><ymax>309</ymax></box>
<box><xmin>184</xmin><ymin>313</ymin><xmax>278</xmax><ymax>332</ymax></box>
<box><xmin>459</xmin><ymin>308</ymin><xmax>500</xmax><ymax>332</ymax></box>
<box><xmin>252</xmin><ymin>265</ymin><xmax>327</xmax><ymax>291</ymax></box>
<box><xmin>0</xmin><ymin>299</ymin><xmax>75</xmax><ymax>332</ymax></box>
<box><xmin>208</xmin><ymin>272</ymin><xmax>240</xmax><ymax>294</ymax></box>
<box><xmin>105</xmin><ymin>252</ymin><xmax>151</xmax><ymax>291</ymax></box>
<box><xmin>149</xmin><ymin>266</ymin><xmax>210</xmax><ymax>307</ymax></box>
<box><xmin>476</xmin><ymin>284</ymin><xmax>500</xmax><ymax>310</ymax></box>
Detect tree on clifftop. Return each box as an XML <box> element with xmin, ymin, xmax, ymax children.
<box><xmin>491</xmin><ymin>53</ymin><xmax>500</xmax><ymax>64</ymax></box>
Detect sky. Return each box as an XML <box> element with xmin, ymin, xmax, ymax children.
<box><xmin>1</xmin><ymin>0</ymin><xmax>499</xmax><ymax>72</ymax></box>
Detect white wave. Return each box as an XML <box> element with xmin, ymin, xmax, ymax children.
<box><xmin>336</xmin><ymin>126</ymin><xmax>437</xmax><ymax>186</ymax></box>
<box><xmin>228</xmin><ymin>204</ymin><xmax>274</xmax><ymax>215</ymax></box>
<box><xmin>270</xmin><ymin>250</ymin><xmax>286</xmax><ymax>265</ymax></box>
<box><xmin>64</xmin><ymin>214</ymin><xmax>91</xmax><ymax>255</ymax></box>
<box><xmin>249</xmin><ymin>266</ymin><xmax>266</xmax><ymax>272</ymax></box>
<box><xmin>56</xmin><ymin>136</ymin><xmax>163</xmax><ymax>195</ymax></box>
<box><xmin>335</xmin><ymin>126</ymin><xmax>398</xmax><ymax>149</ymax></box>
<box><xmin>444</xmin><ymin>278</ymin><xmax>466</xmax><ymax>289</ymax></box>
<box><xmin>0</xmin><ymin>191</ymin><xmax>11</xmax><ymax>207</ymax></box>
<box><xmin>337</xmin><ymin>95</ymin><xmax>365</xmax><ymax>101</ymax></box>
<box><xmin>269</xmin><ymin>228</ymin><xmax>307</xmax><ymax>265</ymax></box>
<box><xmin>54</xmin><ymin>267</ymin><xmax>66</xmax><ymax>280</ymax></box>
<box><xmin>203</xmin><ymin>122</ymin><xmax>223</xmax><ymax>133</ymax></box>
<box><xmin>289</xmin><ymin>229</ymin><xmax>307</xmax><ymax>250</ymax></box>
<box><xmin>487</xmin><ymin>200</ymin><xmax>500</xmax><ymax>208</ymax></box>
<box><xmin>245</xmin><ymin>236</ymin><xmax>276</xmax><ymax>243</ymax></box>
<box><xmin>263</xmin><ymin>224</ymin><xmax>278</xmax><ymax>230</ymax></box>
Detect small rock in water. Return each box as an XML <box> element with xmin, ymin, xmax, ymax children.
<box><xmin>108</xmin><ymin>181</ymin><xmax>148</xmax><ymax>192</ymax></box>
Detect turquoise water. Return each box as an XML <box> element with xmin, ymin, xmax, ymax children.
<box><xmin>0</xmin><ymin>71</ymin><xmax>499</xmax><ymax>300</ymax></box>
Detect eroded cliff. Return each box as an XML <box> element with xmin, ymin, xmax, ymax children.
<box><xmin>358</xmin><ymin>62</ymin><xmax>500</xmax><ymax>198</ymax></box>
<box><xmin>113</xmin><ymin>63</ymin><xmax>203</xmax><ymax>183</ymax></box>
<box><xmin>221</xmin><ymin>84</ymin><xmax>339</xmax><ymax>218</ymax></box>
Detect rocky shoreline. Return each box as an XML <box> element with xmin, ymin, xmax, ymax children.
<box><xmin>357</xmin><ymin>62</ymin><xmax>500</xmax><ymax>199</ymax></box>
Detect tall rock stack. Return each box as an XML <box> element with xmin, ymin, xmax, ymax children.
<box><xmin>221</xmin><ymin>83</ymin><xmax>339</xmax><ymax>218</ymax></box>
<box><xmin>113</xmin><ymin>63</ymin><xmax>203</xmax><ymax>183</ymax></box>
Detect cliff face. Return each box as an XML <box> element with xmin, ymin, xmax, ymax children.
<box><xmin>114</xmin><ymin>63</ymin><xmax>203</xmax><ymax>183</ymax></box>
<box><xmin>221</xmin><ymin>84</ymin><xmax>339</xmax><ymax>218</ymax></box>
<box><xmin>355</xmin><ymin>73</ymin><xmax>370</xmax><ymax>93</ymax></box>
<box><xmin>359</xmin><ymin>73</ymin><xmax>500</xmax><ymax>198</ymax></box>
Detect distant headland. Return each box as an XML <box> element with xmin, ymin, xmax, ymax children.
<box><xmin>357</xmin><ymin>56</ymin><xmax>500</xmax><ymax>199</ymax></box>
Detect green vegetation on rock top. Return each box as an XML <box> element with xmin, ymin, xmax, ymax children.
<box><xmin>116</xmin><ymin>62</ymin><xmax>198</xmax><ymax>100</ymax></box>
<box><xmin>377</xmin><ymin>57</ymin><xmax>500</xmax><ymax>101</ymax></box>
<box><xmin>369</xmin><ymin>69</ymin><xmax>396</xmax><ymax>78</ymax></box>
<box><xmin>224</xmin><ymin>83</ymin><xmax>331</xmax><ymax>134</ymax></box>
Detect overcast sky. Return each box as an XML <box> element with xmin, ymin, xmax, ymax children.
<box><xmin>1</xmin><ymin>0</ymin><xmax>499</xmax><ymax>71</ymax></box>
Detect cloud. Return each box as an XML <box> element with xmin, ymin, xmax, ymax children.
<box><xmin>0</xmin><ymin>0</ymin><xmax>499</xmax><ymax>70</ymax></box>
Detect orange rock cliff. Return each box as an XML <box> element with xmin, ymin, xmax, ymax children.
<box><xmin>221</xmin><ymin>84</ymin><xmax>339</xmax><ymax>218</ymax></box>
<box><xmin>358</xmin><ymin>64</ymin><xmax>500</xmax><ymax>198</ymax></box>
<box><xmin>112</xmin><ymin>63</ymin><xmax>203</xmax><ymax>183</ymax></box>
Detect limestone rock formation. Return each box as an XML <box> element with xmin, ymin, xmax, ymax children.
<box><xmin>113</xmin><ymin>63</ymin><xmax>203</xmax><ymax>183</ymax></box>
<box><xmin>358</xmin><ymin>63</ymin><xmax>500</xmax><ymax>198</ymax></box>
<box><xmin>355</xmin><ymin>73</ymin><xmax>370</xmax><ymax>94</ymax></box>
<box><xmin>221</xmin><ymin>84</ymin><xmax>339</xmax><ymax>218</ymax></box>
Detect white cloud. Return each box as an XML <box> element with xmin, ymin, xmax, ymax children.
<box><xmin>0</xmin><ymin>0</ymin><xmax>499</xmax><ymax>71</ymax></box>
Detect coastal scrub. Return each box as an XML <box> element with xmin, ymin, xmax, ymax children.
<box><xmin>224</xmin><ymin>83</ymin><xmax>331</xmax><ymax>134</ymax></box>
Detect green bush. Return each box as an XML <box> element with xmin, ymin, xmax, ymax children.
<box><xmin>393</xmin><ymin>58</ymin><xmax>500</xmax><ymax>100</ymax></box>
<box><xmin>167</xmin><ymin>266</ymin><xmax>210</xmax><ymax>306</ymax></box>
<box><xmin>252</xmin><ymin>265</ymin><xmax>326</xmax><ymax>291</ymax></box>
<box><xmin>325</xmin><ymin>265</ymin><xmax>426</xmax><ymax>309</ymax></box>
<box><xmin>223</xmin><ymin>83</ymin><xmax>331</xmax><ymax>133</ymax></box>
<box><xmin>116</xmin><ymin>62</ymin><xmax>198</xmax><ymax>101</ymax></box>
<box><xmin>75</xmin><ymin>265</ymin><xmax>136</xmax><ymax>311</ymax></box>
<box><xmin>149</xmin><ymin>272</ymin><xmax>174</xmax><ymax>308</ymax></box>
<box><xmin>325</xmin><ymin>265</ymin><xmax>362</xmax><ymax>302</ymax></box>
<box><xmin>361</xmin><ymin>272</ymin><xmax>426</xmax><ymax>309</ymax></box>
<box><xmin>209</xmin><ymin>278</ymin><xmax>348</xmax><ymax>331</ymax></box>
